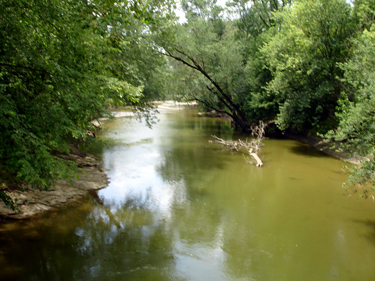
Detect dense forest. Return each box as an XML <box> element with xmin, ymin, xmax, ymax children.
<box><xmin>1</xmin><ymin>0</ymin><xmax>375</xmax><ymax>207</ymax></box>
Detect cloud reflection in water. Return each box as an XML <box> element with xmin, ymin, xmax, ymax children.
<box><xmin>98</xmin><ymin>144</ymin><xmax>188</xmax><ymax>219</ymax></box>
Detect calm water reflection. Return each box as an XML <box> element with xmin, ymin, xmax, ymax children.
<box><xmin>1</xmin><ymin>107</ymin><xmax>375</xmax><ymax>280</ymax></box>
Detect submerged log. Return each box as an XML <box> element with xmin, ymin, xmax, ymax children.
<box><xmin>249</xmin><ymin>148</ymin><xmax>263</xmax><ymax>167</ymax></box>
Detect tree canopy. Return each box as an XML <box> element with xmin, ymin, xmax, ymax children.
<box><xmin>158</xmin><ymin>0</ymin><xmax>375</xmax><ymax>193</ymax></box>
<box><xmin>0</xmin><ymin>0</ymin><xmax>174</xmax><ymax>207</ymax></box>
<box><xmin>2</xmin><ymin>0</ymin><xmax>375</xmax><ymax>206</ymax></box>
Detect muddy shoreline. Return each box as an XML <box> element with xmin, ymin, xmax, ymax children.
<box><xmin>0</xmin><ymin>110</ymin><xmax>361</xmax><ymax>220</ymax></box>
<box><xmin>0</xmin><ymin>154</ymin><xmax>109</xmax><ymax>220</ymax></box>
<box><xmin>0</xmin><ymin>133</ymin><xmax>359</xmax><ymax>220</ymax></box>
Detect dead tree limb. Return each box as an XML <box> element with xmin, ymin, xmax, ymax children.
<box><xmin>209</xmin><ymin>121</ymin><xmax>267</xmax><ymax>167</ymax></box>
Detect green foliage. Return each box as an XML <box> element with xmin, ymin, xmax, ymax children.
<box><xmin>162</xmin><ymin>0</ymin><xmax>375</xmax><ymax>193</ymax></box>
<box><xmin>160</xmin><ymin>0</ymin><xmax>269</xmax><ymax>130</ymax></box>
<box><xmin>0</xmin><ymin>0</ymin><xmax>173</xmax><ymax>209</ymax></box>
<box><xmin>325</xmin><ymin>23</ymin><xmax>375</xmax><ymax>191</ymax></box>
<box><xmin>240</xmin><ymin>28</ymin><xmax>279</xmax><ymax>124</ymax></box>
<box><xmin>3</xmin><ymin>0</ymin><xmax>374</xmax><ymax>207</ymax></box>
<box><xmin>0</xmin><ymin>190</ymin><xmax>20</xmax><ymax>212</ymax></box>
<box><xmin>353</xmin><ymin>0</ymin><xmax>375</xmax><ymax>31</ymax></box>
<box><xmin>262</xmin><ymin>0</ymin><xmax>355</xmax><ymax>133</ymax></box>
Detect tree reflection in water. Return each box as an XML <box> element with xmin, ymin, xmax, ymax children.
<box><xmin>1</xmin><ymin>110</ymin><xmax>375</xmax><ymax>281</ymax></box>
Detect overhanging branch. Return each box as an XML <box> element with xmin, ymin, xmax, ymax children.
<box><xmin>163</xmin><ymin>47</ymin><xmax>248</xmax><ymax>129</ymax></box>
<box><xmin>194</xmin><ymin>97</ymin><xmax>234</xmax><ymax>118</ymax></box>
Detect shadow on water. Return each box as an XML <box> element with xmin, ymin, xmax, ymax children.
<box><xmin>353</xmin><ymin>219</ymin><xmax>375</xmax><ymax>246</ymax></box>
<box><xmin>288</xmin><ymin>142</ymin><xmax>331</xmax><ymax>158</ymax></box>
<box><xmin>3</xmin><ymin>110</ymin><xmax>375</xmax><ymax>281</ymax></box>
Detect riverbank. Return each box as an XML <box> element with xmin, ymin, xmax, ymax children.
<box><xmin>0</xmin><ymin>108</ymin><xmax>361</xmax><ymax>220</ymax></box>
<box><xmin>0</xmin><ymin>154</ymin><xmax>109</xmax><ymax>220</ymax></box>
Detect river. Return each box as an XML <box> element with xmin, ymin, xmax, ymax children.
<box><xmin>1</xmin><ymin>106</ymin><xmax>375</xmax><ymax>280</ymax></box>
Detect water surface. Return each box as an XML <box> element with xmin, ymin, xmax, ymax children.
<box><xmin>1</xmin><ymin>107</ymin><xmax>375</xmax><ymax>281</ymax></box>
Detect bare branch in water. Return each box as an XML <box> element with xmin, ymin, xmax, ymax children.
<box><xmin>210</xmin><ymin>121</ymin><xmax>267</xmax><ymax>167</ymax></box>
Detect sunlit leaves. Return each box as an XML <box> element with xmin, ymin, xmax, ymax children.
<box><xmin>103</xmin><ymin>77</ymin><xmax>143</xmax><ymax>104</ymax></box>
<box><xmin>262</xmin><ymin>0</ymin><xmax>355</xmax><ymax>132</ymax></box>
<box><xmin>0</xmin><ymin>0</ymin><xmax>174</xmax><ymax>208</ymax></box>
<box><xmin>325</xmin><ymin>24</ymin><xmax>375</xmax><ymax>191</ymax></box>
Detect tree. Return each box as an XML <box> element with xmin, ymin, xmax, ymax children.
<box><xmin>159</xmin><ymin>0</ymin><xmax>258</xmax><ymax>131</ymax></box>
<box><xmin>325</xmin><ymin>14</ymin><xmax>375</xmax><ymax>194</ymax></box>
<box><xmin>0</xmin><ymin>0</ymin><xmax>173</xmax><ymax>208</ymax></box>
<box><xmin>159</xmin><ymin>0</ymin><xmax>297</xmax><ymax>130</ymax></box>
<box><xmin>262</xmin><ymin>0</ymin><xmax>356</xmax><ymax>133</ymax></box>
<box><xmin>229</xmin><ymin>0</ymin><xmax>288</xmax><ymax>125</ymax></box>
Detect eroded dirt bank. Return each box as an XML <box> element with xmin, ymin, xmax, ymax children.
<box><xmin>0</xmin><ymin>154</ymin><xmax>109</xmax><ymax>220</ymax></box>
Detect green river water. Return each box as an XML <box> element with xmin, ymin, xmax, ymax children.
<box><xmin>1</xmin><ymin>106</ymin><xmax>375</xmax><ymax>280</ymax></box>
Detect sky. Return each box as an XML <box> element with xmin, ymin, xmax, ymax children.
<box><xmin>175</xmin><ymin>0</ymin><xmax>229</xmax><ymax>23</ymax></box>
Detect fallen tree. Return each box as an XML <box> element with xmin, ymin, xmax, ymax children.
<box><xmin>210</xmin><ymin>121</ymin><xmax>267</xmax><ymax>167</ymax></box>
